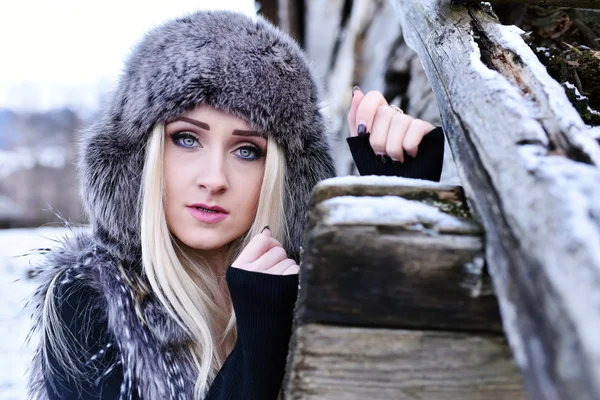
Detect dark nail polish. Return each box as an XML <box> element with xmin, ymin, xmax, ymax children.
<box><xmin>380</xmin><ymin>155</ymin><xmax>388</xmax><ymax>164</ymax></box>
<box><xmin>261</xmin><ymin>225</ymin><xmax>270</xmax><ymax>233</ymax></box>
<box><xmin>357</xmin><ymin>124</ymin><xmax>367</xmax><ymax>136</ymax></box>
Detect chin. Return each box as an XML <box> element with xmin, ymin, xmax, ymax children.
<box><xmin>179</xmin><ymin>235</ymin><xmax>228</xmax><ymax>252</ymax></box>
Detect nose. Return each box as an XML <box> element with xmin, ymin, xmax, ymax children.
<box><xmin>196</xmin><ymin>153</ymin><xmax>229</xmax><ymax>194</ymax></box>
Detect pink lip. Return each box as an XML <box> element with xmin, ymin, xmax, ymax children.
<box><xmin>187</xmin><ymin>204</ymin><xmax>228</xmax><ymax>224</ymax></box>
<box><xmin>188</xmin><ymin>203</ymin><xmax>228</xmax><ymax>213</ymax></box>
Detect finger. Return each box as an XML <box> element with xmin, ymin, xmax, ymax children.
<box><xmin>385</xmin><ymin>113</ymin><xmax>414</xmax><ymax>163</ymax></box>
<box><xmin>265</xmin><ymin>258</ymin><xmax>297</xmax><ymax>275</ymax></box>
<box><xmin>233</xmin><ymin>233</ymin><xmax>282</xmax><ymax>266</ymax></box>
<box><xmin>282</xmin><ymin>264</ymin><xmax>299</xmax><ymax>275</ymax></box>
<box><xmin>403</xmin><ymin>119</ymin><xmax>433</xmax><ymax>158</ymax></box>
<box><xmin>249</xmin><ymin>245</ymin><xmax>288</xmax><ymax>272</ymax></box>
<box><xmin>355</xmin><ymin>91</ymin><xmax>388</xmax><ymax>137</ymax></box>
<box><xmin>347</xmin><ymin>87</ymin><xmax>365</xmax><ymax>137</ymax></box>
<box><xmin>262</xmin><ymin>226</ymin><xmax>272</xmax><ymax>238</ymax></box>
<box><xmin>369</xmin><ymin>106</ymin><xmax>396</xmax><ymax>155</ymax></box>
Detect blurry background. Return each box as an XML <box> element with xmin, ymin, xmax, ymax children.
<box><xmin>0</xmin><ymin>2</ymin><xmax>255</xmax><ymax>399</ymax></box>
<box><xmin>0</xmin><ymin>0</ymin><xmax>256</xmax><ymax>229</ymax></box>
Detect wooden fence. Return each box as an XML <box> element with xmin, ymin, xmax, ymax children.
<box><xmin>262</xmin><ymin>1</ymin><xmax>600</xmax><ymax>399</ymax></box>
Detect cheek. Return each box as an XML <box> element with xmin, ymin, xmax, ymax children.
<box><xmin>163</xmin><ymin>150</ymin><xmax>190</xmax><ymax>221</ymax></box>
<box><xmin>232</xmin><ymin>165</ymin><xmax>264</xmax><ymax>215</ymax></box>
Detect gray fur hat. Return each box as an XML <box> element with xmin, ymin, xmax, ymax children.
<box><xmin>79</xmin><ymin>10</ymin><xmax>335</xmax><ymax>262</ymax></box>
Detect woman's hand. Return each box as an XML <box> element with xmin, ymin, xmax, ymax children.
<box><xmin>347</xmin><ymin>87</ymin><xmax>436</xmax><ymax>163</ymax></box>
<box><xmin>232</xmin><ymin>227</ymin><xmax>299</xmax><ymax>275</ymax></box>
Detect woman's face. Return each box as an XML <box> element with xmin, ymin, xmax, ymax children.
<box><xmin>163</xmin><ymin>105</ymin><xmax>266</xmax><ymax>258</ymax></box>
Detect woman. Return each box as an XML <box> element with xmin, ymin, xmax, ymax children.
<box><xmin>27</xmin><ymin>10</ymin><xmax>445</xmax><ymax>400</ymax></box>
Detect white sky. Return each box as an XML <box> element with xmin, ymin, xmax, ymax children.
<box><xmin>0</xmin><ymin>0</ymin><xmax>256</xmax><ymax>111</ymax></box>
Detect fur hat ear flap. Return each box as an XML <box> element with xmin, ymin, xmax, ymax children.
<box><xmin>79</xmin><ymin>10</ymin><xmax>335</xmax><ymax>261</ymax></box>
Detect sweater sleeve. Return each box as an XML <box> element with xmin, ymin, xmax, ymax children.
<box><xmin>205</xmin><ymin>267</ymin><xmax>299</xmax><ymax>400</ymax></box>
<box><xmin>43</xmin><ymin>280</ymin><xmax>123</xmax><ymax>400</ymax></box>
<box><xmin>346</xmin><ymin>126</ymin><xmax>445</xmax><ymax>181</ymax></box>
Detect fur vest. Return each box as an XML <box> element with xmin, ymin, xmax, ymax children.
<box><xmin>28</xmin><ymin>230</ymin><xmax>199</xmax><ymax>399</ymax></box>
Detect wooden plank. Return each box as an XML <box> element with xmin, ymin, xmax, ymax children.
<box><xmin>285</xmin><ymin>323</ymin><xmax>526</xmax><ymax>399</ymax></box>
<box><xmin>278</xmin><ymin>0</ymin><xmax>305</xmax><ymax>44</ymax></box>
<box><xmin>258</xmin><ymin>0</ymin><xmax>279</xmax><ymax>26</ymax></box>
<box><xmin>309</xmin><ymin>176</ymin><xmax>470</xmax><ymax>218</ymax></box>
<box><xmin>394</xmin><ymin>1</ymin><xmax>600</xmax><ymax>399</ymax></box>
<box><xmin>470</xmin><ymin>0</ymin><xmax>600</xmax><ymax>9</ymax></box>
<box><xmin>297</xmin><ymin>179</ymin><xmax>503</xmax><ymax>333</ymax></box>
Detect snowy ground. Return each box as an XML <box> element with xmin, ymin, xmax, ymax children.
<box><xmin>0</xmin><ymin>227</ymin><xmax>72</xmax><ymax>400</ymax></box>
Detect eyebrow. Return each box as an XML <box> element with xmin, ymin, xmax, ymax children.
<box><xmin>173</xmin><ymin>117</ymin><xmax>209</xmax><ymax>130</ymax></box>
<box><xmin>232</xmin><ymin>129</ymin><xmax>264</xmax><ymax>138</ymax></box>
<box><xmin>172</xmin><ymin>117</ymin><xmax>264</xmax><ymax>138</ymax></box>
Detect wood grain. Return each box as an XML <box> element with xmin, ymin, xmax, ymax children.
<box><xmin>394</xmin><ymin>1</ymin><xmax>600</xmax><ymax>399</ymax></box>
<box><xmin>298</xmin><ymin>191</ymin><xmax>503</xmax><ymax>332</ymax></box>
<box><xmin>285</xmin><ymin>323</ymin><xmax>525</xmax><ymax>400</ymax></box>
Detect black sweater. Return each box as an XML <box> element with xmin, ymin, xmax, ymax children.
<box><xmin>44</xmin><ymin>127</ymin><xmax>445</xmax><ymax>399</ymax></box>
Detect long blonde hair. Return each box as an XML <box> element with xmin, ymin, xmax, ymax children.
<box><xmin>39</xmin><ymin>123</ymin><xmax>288</xmax><ymax>399</ymax></box>
<box><xmin>139</xmin><ymin>123</ymin><xmax>288</xmax><ymax>397</ymax></box>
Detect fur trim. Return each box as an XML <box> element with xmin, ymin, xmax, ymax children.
<box><xmin>28</xmin><ymin>230</ymin><xmax>196</xmax><ymax>400</ymax></box>
<box><xmin>79</xmin><ymin>10</ymin><xmax>335</xmax><ymax>262</ymax></box>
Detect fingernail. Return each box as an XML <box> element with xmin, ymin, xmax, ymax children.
<box><xmin>357</xmin><ymin>123</ymin><xmax>367</xmax><ymax>136</ymax></box>
<box><xmin>261</xmin><ymin>225</ymin><xmax>270</xmax><ymax>233</ymax></box>
<box><xmin>392</xmin><ymin>160</ymin><xmax>403</xmax><ymax>165</ymax></box>
<box><xmin>352</xmin><ymin>85</ymin><xmax>361</xmax><ymax>96</ymax></box>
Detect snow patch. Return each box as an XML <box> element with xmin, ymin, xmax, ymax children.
<box><xmin>563</xmin><ymin>82</ymin><xmax>588</xmax><ymax>101</ymax></box>
<box><xmin>317</xmin><ymin>175</ymin><xmax>447</xmax><ymax>189</ymax></box>
<box><xmin>518</xmin><ymin>144</ymin><xmax>548</xmax><ymax>171</ymax></box>
<box><xmin>0</xmin><ymin>227</ymin><xmax>74</xmax><ymax>400</ymax></box>
<box><xmin>319</xmin><ymin>195</ymin><xmax>477</xmax><ymax>234</ymax></box>
<box><xmin>469</xmin><ymin>33</ymin><xmax>500</xmax><ymax>80</ymax></box>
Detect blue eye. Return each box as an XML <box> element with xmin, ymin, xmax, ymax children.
<box><xmin>236</xmin><ymin>145</ymin><xmax>264</xmax><ymax>161</ymax></box>
<box><xmin>171</xmin><ymin>132</ymin><xmax>199</xmax><ymax>148</ymax></box>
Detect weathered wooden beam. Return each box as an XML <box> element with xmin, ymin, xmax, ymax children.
<box><xmin>286</xmin><ymin>323</ymin><xmax>525</xmax><ymax>399</ymax></box>
<box><xmin>297</xmin><ymin>177</ymin><xmax>502</xmax><ymax>333</ymax></box>
<box><xmin>278</xmin><ymin>0</ymin><xmax>305</xmax><ymax>45</ymax></box>
<box><xmin>481</xmin><ymin>0</ymin><xmax>600</xmax><ymax>9</ymax></box>
<box><xmin>394</xmin><ymin>1</ymin><xmax>600</xmax><ymax>399</ymax></box>
<box><xmin>308</xmin><ymin>176</ymin><xmax>470</xmax><ymax>217</ymax></box>
<box><xmin>258</xmin><ymin>0</ymin><xmax>279</xmax><ymax>27</ymax></box>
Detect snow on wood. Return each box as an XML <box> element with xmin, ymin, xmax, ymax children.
<box><xmin>394</xmin><ymin>0</ymin><xmax>600</xmax><ymax>399</ymax></box>
<box><xmin>318</xmin><ymin>195</ymin><xmax>480</xmax><ymax>234</ymax></box>
<box><xmin>317</xmin><ymin>175</ymin><xmax>448</xmax><ymax>189</ymax></box>
<box><xmin>482</xmin><ymin>20</ymin><xmax>600</xmax><ymax>165</ymax></box>
<box><xmin>465</xmin><ymin>0</ymin><xmax>600</xmax><ymax>9</ymax></box>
